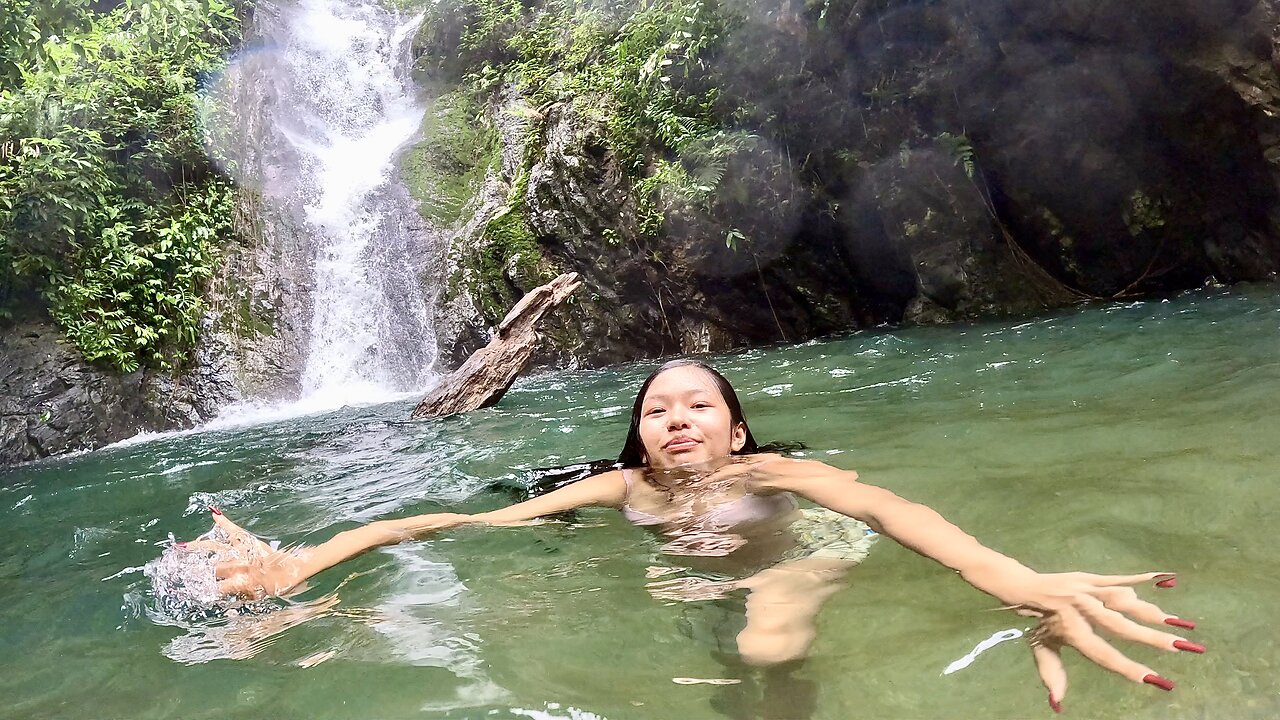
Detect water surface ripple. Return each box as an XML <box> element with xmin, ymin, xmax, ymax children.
<box><xmin>1</xmin><ymin>286</ymin><xmax>1277</xmax><ymax>719</ymax></box>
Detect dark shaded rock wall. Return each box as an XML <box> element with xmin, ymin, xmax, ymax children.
<box><xmin>930</xmin><ymin>0</ymin><xmax>1280</xmax><ymax>295</ymax></box>
<box><xmin>427</xmin><ymin>0</ymin><xmax>1280</xmax><ymax>366</ymax></box>
<box><xmin>0</xmin><ymin>320</ymin><xmax>238</xmax><ymax>467</ymax></box>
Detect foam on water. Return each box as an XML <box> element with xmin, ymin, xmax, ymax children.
<box><xmin>204</xmin><ymin>384</ymin><xmax>425</xmax><ymax>429</ymax></box>
<box><xmin>100</xmin><ymin>383</ymin><xmax>429</xmax><ymax>452</ymax></box>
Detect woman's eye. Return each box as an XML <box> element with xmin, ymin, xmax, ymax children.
<box><xmin>645</xmin><ymin>408</ymin><xmax>665</xmax><ymax>416</ymax></box>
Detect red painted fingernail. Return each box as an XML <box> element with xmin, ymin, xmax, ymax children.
<box><xmin>210</xmin><ymin>505</ymin><xmax>222</xmax><ymax>516</ymax></box>
<box><xmin>175</xmin><ymin>542</ymin><xmax>188</xmax><ymax>548</ymax></box>
<box><xmin>1154</xmin><ymin>574</ymin><xmax>1176</xmax><ymax>588</ymax></box>
<box><xmin>1164</xmin><ymin>617</ymin><xmax>1196</xmax><ymax>630</ymax></box>
<box><xmin>1048</xmin><ymin>693</ymin><xmax>1062</xmax><ymax>713</ymax></box>
<box><xmin>1143</xmin><ymin>674</ymin><xmax>1175</xmax><ymax>691</ymax></box>
<box><xmin>1173</xmin><ymin>640</ymin><xmax>1206</xmax><ymax>654</ymax></box>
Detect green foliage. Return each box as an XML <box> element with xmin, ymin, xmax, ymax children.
<box><xmin>465</xmin><ymin>205</ymin><xmax>549</xmax><ymax>321</ymax></box>
<box><xmin>47</xmin><ymin>183</ymin><xmax>232</xmax><ymax>371</ymax></box>
<box><xmin>423</xmin><ymin>0</ymin><xmax>745</xmax><ymax>232</ymax></box>
<box><xmin>1123</xmin><ymin>190</ymin><xmax>1168</xmax><ymax>237</ymax></box>
<box><xmin>725</xmin><ymin>226</ymin><xmax>745</xmax><ymax>250</ymax></box>
<box><xmin>633</xmin><ymin>129</ymin><xmax>756</xmax><ymax>233</ymax></box>
<box><xmin>0</xmin><ymin>0</ymin><xmax>244</xmax><ymax>370</ymax></box>
<box><xmin>936</xmin><ymin>131</ymin><xmax>976</xmax><ymax>178</ymax></box>
<box><xmin>0</xmin><ymin>0</ymin><xmax>94</xmax><ymax>89</ymax></box>
<box><xmin>401</xmin><ymin>91</ymin><xmax>499</xmax><ymax>226</ymax></box>
<box><xmin>0</xmin><ymin>132</ymin><xmax>114</xmax><ymax>278</ymax></box>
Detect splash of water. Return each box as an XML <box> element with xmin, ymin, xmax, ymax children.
<box><xmin>143</xmin><ymin>527</ymin><xmax>264</xmax><ymax>614</ymax></box>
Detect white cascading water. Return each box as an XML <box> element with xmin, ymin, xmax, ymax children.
<box><xmin>209</xmin><ymin>0</ymin><xmax>438</xmax><ymax>414</ymax></box>
<box><xmin>288</xmin><ymin>0</ymin><xmax>433</xmax><ymax>401</ymax></box>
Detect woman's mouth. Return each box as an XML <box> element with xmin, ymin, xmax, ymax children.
<box><xmin>664</xmin><ymin>437</ymin><xmax>700</xmax><ymax>452</ymax></box>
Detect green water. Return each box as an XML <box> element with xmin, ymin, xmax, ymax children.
<box><xmin>3</xmin><ymin>286</ymin><xmax>1278</xmax><ymax>720</ymax></box>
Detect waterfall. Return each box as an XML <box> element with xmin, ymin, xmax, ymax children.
<box><xmin>205</xmin><ymin>0</ymin><xmax>438</xmax><ymax>411</ymax></box>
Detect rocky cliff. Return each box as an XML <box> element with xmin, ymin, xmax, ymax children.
<box><xmin>5</xmin><ymin>0</ymin><xmax>1279</xmax><ymax>466</ymax></box>
<box><xmin>413</xmin><ymin>0</ymin><xmax>1280</xmax><ymax>366</ymax></box>
<box><xmin>0</xmin><ymin>319</ymin><xmax>238</xmax><ymax>465</ymax></box>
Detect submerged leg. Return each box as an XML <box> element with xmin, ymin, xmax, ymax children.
<box><xmin>708</xmin><ymin>656</ymin><xmax>817</xmax><ymax>720</ymax></box>
<box><xmin>702</xmin><ymin>557</ymin><xmax>856</xmax><ymax>720</ymax></box>
<box><xmin>735</xmin><ymin>556</ymin><xmax>856</xmax><ymax>667</ymax></box>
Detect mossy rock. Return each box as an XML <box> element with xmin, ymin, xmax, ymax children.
<box><xmin>400</xmin><ymin>91</ymin><xmax>499</xmax><ymax>227</ymax></box>
<box><xmin>457</xmin><ymin>204</ymin><xmax>558</xmax><ymax>324</ymax></box>
<box><xmin>234</xmin><ymin>293</ymin><xmax>277</xmax><ymax>338</ymax></box>
<box><xmin>216</xmin><ymin>274</ymin><xmax>276</xmax><ymax>340</ymax></box>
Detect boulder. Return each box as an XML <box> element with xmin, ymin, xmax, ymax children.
<box><xmin>0</xmin><ymin>320</ymin><xmax>237</xmax><ymax>467</ymax></box>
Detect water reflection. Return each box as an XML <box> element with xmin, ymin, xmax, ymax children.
<box><xmin>157</xmin><ymin>593</ymin><xmax>346</xmax><ymax>664</ymax></box>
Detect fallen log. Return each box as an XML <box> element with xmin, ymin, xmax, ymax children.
<box><xmin>411</xmin><ymin>272</ymin><xmax>583</xmax><ymax>419</ymax></box>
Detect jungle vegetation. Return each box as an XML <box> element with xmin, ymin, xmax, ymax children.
<box><xmin>0</xmin><ymin>0</ymin><xmax>247</xmax><ymax>371</ymax></box>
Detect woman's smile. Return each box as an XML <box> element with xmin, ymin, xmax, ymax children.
<box><xmin>664</xmin><ymin>435</ymin><xmax>700</xmax><ymax>452</ymax></box>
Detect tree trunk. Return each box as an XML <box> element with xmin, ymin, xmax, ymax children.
<box><xmin>410</xmin><ymin>272</ymin><xmax>583</xmax><ymax>419</ymax></box>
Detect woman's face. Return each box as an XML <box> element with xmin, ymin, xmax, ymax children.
<box><xmin>637</xmin><ymin>365</ymin><xmax>746</xmax><ymax>468</ymax></box>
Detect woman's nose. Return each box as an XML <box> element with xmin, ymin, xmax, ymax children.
<box><xmin>666</xmin><ymin>409</ymin><xmax>690</xmax><ymax>429</ymax></box>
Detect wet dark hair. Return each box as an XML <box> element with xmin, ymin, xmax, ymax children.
<box><xmin>616</xmin><ymin>359</ymin><xmax>759</xmax><ymax>467</ymax></box>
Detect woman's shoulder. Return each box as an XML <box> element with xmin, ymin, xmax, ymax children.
<box><xmin>543</xmin><ymin>468</ymin><xmax>629</xmax><ymax>509</ymax></box>
<box><xmin>584</xmin><ymin>467</ymin><xmax>629</xmax><ymax>494</ymax></box>
<box><xmin>739</xmin><ymin>454</ymin><xmax>857</xmax><ymax>492</ymax></box>
<box><xmin>586</xmin><ymin>467</ymin><xmax>628</xmax><ymax>485</ymax></box>
<box><xmin>738</xmin><ymin>453</ymin><xmax>830</xmax><ymax>472</ymax></box>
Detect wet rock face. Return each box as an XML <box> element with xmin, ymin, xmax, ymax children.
<box><xmin>200</xmin><ymin>193</ymin><xmax>313</xmax><ymax>401</ymax></box>
<box><xmin>521</xmin><ymin>101</ymin><xmax>673</xmax><ymax>364</ymax></box>
<box><xmin>946</xmin><ymin>0</ymin><xmax>1280</xmax><ymax>294</ymax></box>
<box><xmin>440</xmin><ymin>98</ymin><xmax>875</xmax><ymax>363</ymax></box>
<box><xmin>0</xmin><ymin>321</ymin><xmax>238</xmax><ymax>467</ymax></box>
<box><xmin>705</xmin><ymin>0</ymin><xmax>1280</xmax><ymax>301</ymax></box>
<box><xmin>431</xmin><ymin>0</ymin><xmax>1280</xmax><ymax>368</ymax></box>
<box><xmin>526</xmin><ymin>104</ymin><xmax>640</xmax><ymax>253</ymax></box>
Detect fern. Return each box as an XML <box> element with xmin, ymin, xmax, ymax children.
<box><xmin>936</xmin><ymin>131</ymin><xmax>976</xmax><ymax>178</ymax></box>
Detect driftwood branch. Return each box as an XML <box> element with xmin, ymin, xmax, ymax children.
<box><xmin>410</xmin><ymin>272</ymin><xmax>583</xmax><ymax>419</ymax></box>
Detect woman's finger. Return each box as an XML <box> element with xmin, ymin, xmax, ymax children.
<box><xmin>212</xmin><ymin>510</ymin><xmax>257</xmax><ymax>541</ymax></box>
<box><xmin>210</xmin><ymin>508</ymin><xmax>242</xmax><ymax>531</ymax></box>
<box><xmin>179</xmin><ymin>539</ymin><xmax>225</xmax><ymax>553</ymax></box>
<box><xmin>1091</xmin><ymin>586</ymin><xmax>1189</xmax><ymax>628</ymax></box>
<box><xmin>217</xmin><ymin>573</ymin><xmax>264</xmax><ymax>600</ymax></box>
<box><xmin>1081</xmin><ymin>572</ymin><xmax>1177</xmax><ymax>588</ymax></box>
<box><xmin>1057</xmin><ymin>610</ymin><xmax>1157</xmax><ymax>683</ymax></box>
<box><xmin>214</xmin><ymin>560</ymin><xmax>250</xmax><ymax>580</ymax></box>
<box><xmin>211</xmin><ymin>509</ymin><xmax>276</xmax><ymax>556</ymax></box>
<box><xmin>1074</xmin><ymin>595</ymin><xmax>1194</xmax><ymax>653</ymax></box>
<box><xmin>1031</xmin><ymin>641</ymin><xmax>1067</xmax><ymax>713</ymax></box>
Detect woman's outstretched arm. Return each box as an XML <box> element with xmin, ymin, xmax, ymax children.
<box><xmin>743</xmin><ymin>456</ymin><xmax>1200</xmax><ymax>706</ymax></box>
<box><xmin>206</xmin><ymin>470</ymin><xmax>628</xmax><ymax>599</ymax></box>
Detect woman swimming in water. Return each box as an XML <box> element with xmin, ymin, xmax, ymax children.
<box><xmin>182</xmin><ymin>359</ymin><xmax>1202</xmax><ymax>712</ymax></box>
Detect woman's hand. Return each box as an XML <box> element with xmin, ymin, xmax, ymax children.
<box><xmin>213</xmin><ymin>546</ymin><xmax>307</xmax><ymax>600</ymax></box>
<box><xmin>745</xmin><ymin>459</ymin><xmax>1204</xmax><ymax>709</ymax></box>
<box><xmin>178</xmin><ymin>509</ymin><xmax>308</xmax><ymax>600</ymax></box>
<box><xmin>965</xmin><ymin>564</ymin><xmax>1201</xmax><ymax>711</ymax></box>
